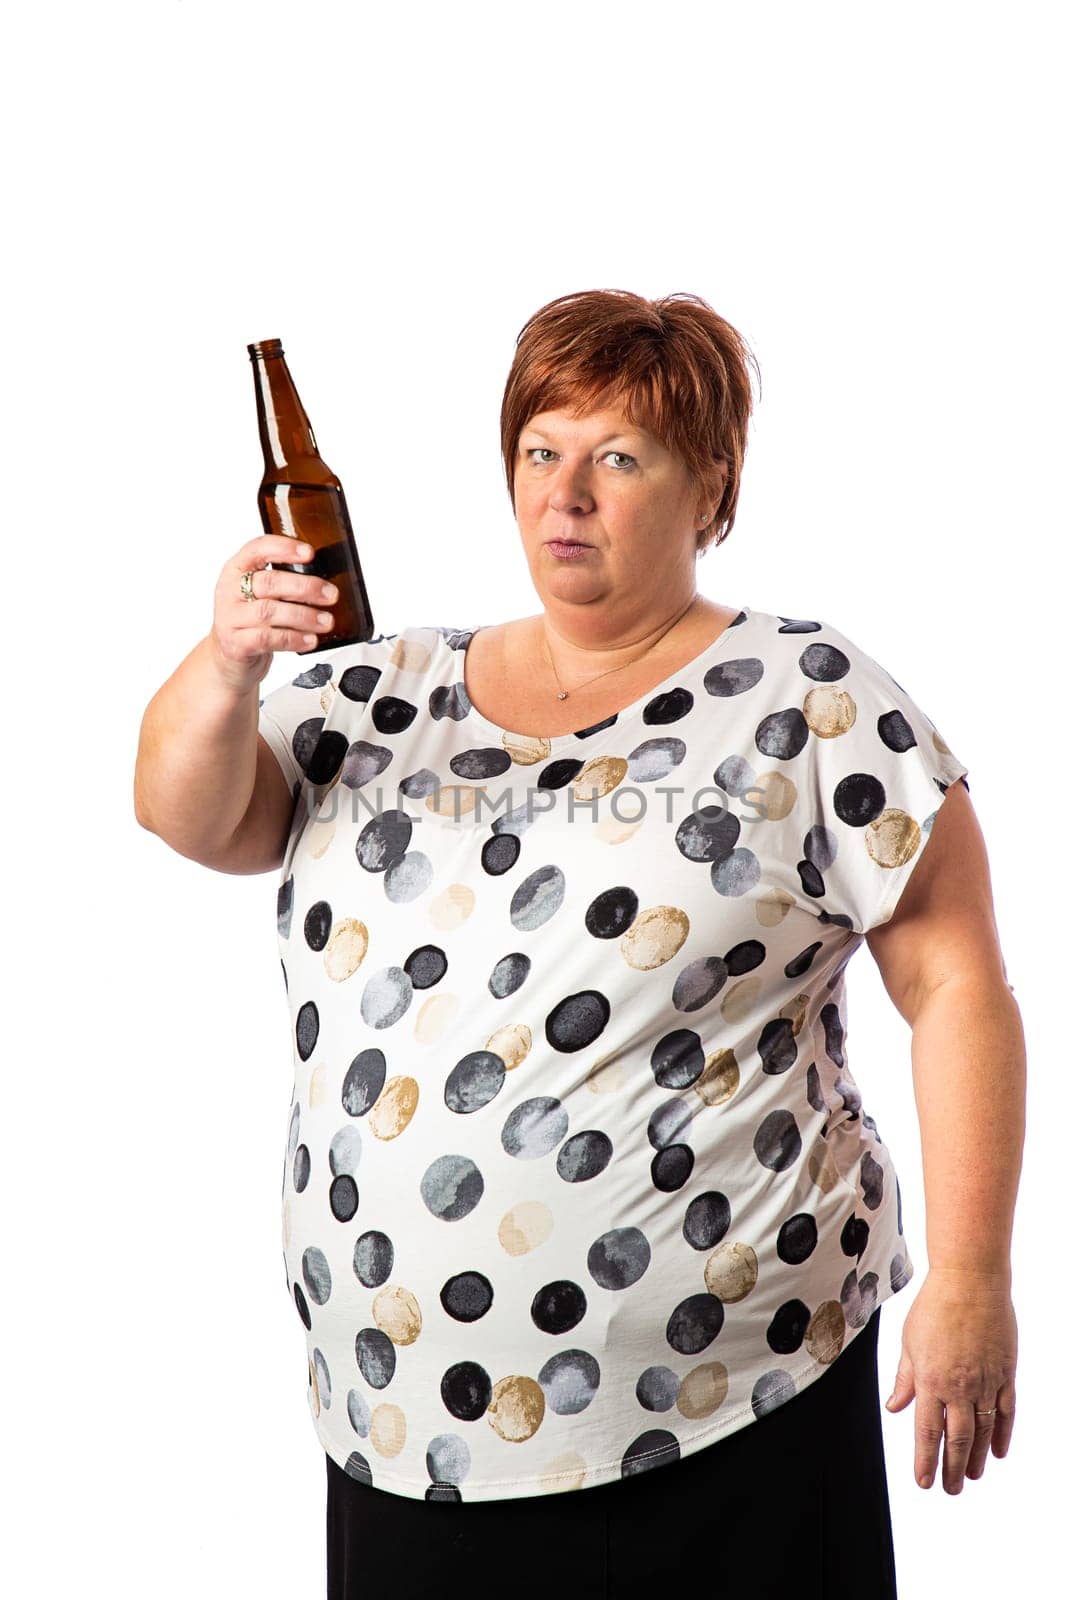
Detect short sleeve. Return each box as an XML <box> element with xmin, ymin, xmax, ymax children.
<box><xmin>257</xmin><ymin>658</ymin><xmax>337</xmax><ymax>796</ymax></box>
<box><xmin>257</xmin><ymin>630</ymin><xmax>399</xmax><ymax>796</ymax></box>
<box><xmin>800</xmin><ymin>630</ymin><xmax>970</xmax><ymax>935</ymax></box>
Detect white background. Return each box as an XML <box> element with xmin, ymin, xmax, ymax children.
<box><xmin>4</xmin><ymin>1</ymin><xmax>1058</xmax><ymax>1593</ymax></box>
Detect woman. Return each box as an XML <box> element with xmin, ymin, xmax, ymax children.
<box><xmin>134</xmin><ymin>290</ymin><xmax>1024</xmax><ymax>1598</ymax></box>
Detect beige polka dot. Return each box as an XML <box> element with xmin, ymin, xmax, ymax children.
<box><xmin>498</xmin><ymin>1201</ymin><xmax>554</xmax><ymax>1256</ymax></box>
<box><xmin>392</xmin><ymin>636</ymin><xmax>434</xmax><ymax>674</ymax></box>
<box><xmin>487</xmin><ymin>1375</ymin><xmax>545</xmax><ymax>1442</ymax></box>
<box><xmin>373</xmin><ymin>1284</ymin><xmax>423</xmax><ymax>1345</ymax></box>
<box><xmin>424</xmin><ymin>784</ymin><xmax>483</xmax><ymax>821</ymax></box>
<box><xmin>282</xmin><ymin>1195</ymin><xmax>293</xmax><ymax>1252</ymax></box>
<box><xmin>309</xmin><ymin>1357</ymin><xmax>321</xmax><ymax>1419</ymax></box>
<box><xmin>749</xmin><ymin>769</ymin><xmax>797</xmax><ymax>822</ymax></box>
<box><xmin>600</xmin><ymin>788</ymin><xmax>645</xmax><ymax>826</ymax></box>
<box><xmin>309</xmin><ymin>1060</ymin><xmax>331</xmax><ymax>1109</ymax></box>
<box><xmin>585</xmin><ymin>1052</ymin><xmax>628</xmax><ymax>1094</ymax></box>
<box><xmin>808</xmin><ymin>1136</ymin><xmax>843</xmax><ymax>1193</ymax></box>
<box><xmin>755</xmin><ymin>888</ymin><xmax>796</xmax><ymax>926</ymax></box>
<box><xmin>676</xmin><ymin>1360</ymin><xmax>729</xmax><ymax>1420</ymax></box>
<box><xmin>307</xmin><ymin>816</ymin><xmax>336</xmax><ymax>857</ymax></box>
<box><xmin>596</xmin><ymin>814</ymin><xmax>644</xmax><ymax>844</ymax></box>
<box><xmin>804</xmin><ymin>684</ymin><xmax>856</xmax><ymax>738</ymax></box>
<box><xmin>369</xmin><ymin>1403</ymin><xmax>407</xmax><ymax>1458</ymax></box>
<box><xmin>414</xmin><ymin>991</ymin><xmax>462</xmax><ymax>1043</ymax></box>
<box><xmin>324</xmin><ymin>917</ymin><xmax>369</xmax><ymax>982</ymax></box>
<box><xmin>317</xmin><ymin>679</ymin><xmax>337</xmax><ymax>716</ymax></box>
<box><xmin>781</xmin><ymin>994</ymin><xmax>810</xmax><ymax>1034</ymax></box>
<box><xmin>571</xmin><ymin>755</ymin><xmax>629</xmax><ymax>802</ymax></box>
<box><xmin>804</xmin><ymin>1299</ymin><xmax>847</xmax><ymax>1363</ymax></box>
<box><xmin>620</xmin><ymin>906</ymin><xmax>690</xmax><ymax>970</ymax></box>
<box><xmin>429</xmin><ymin>882</ymin><xmax>477</xmax><ymax>930</ymax></box>
<box><xmin>538</xmin><ymin>1452</ymin><xmax>588</xmax><ymax>1492</ymax></box>
<box><xmin>503</xmin><ymin>732</ymin><xmax>553</xmax><ymax>766</ymax></box>
<box><xmin>720</xmin><ymin>974</ymin><xmax>764</xmax><ymax>1022</ymax></box>
<box><xmin>367</xmin><ymin>1076</ymin><xmax>419</xmax><ymax>1139</ymax></box>
<box><xmin>694</xmin><ymin>1048</ymin><xmax>740</xmax><ymax>1106</ymax></box>
<box><xmin>704</xmin><ymin>1241</ymin><xmax>759</xmax><ymax>1302</ymax></box>
<box><xmin>866</xmin><ymin>808</ymin><xmax>921</xmax><ymax>869</ymax></box>
<box><xmin>486</xmin><ymin>1022</ymin><xmax>532</xmax><ymax>1071</ymax></box>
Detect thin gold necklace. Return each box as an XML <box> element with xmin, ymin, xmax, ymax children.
<box><xmin>541</xmin><ymin>597</ymin><xmax>700</xmax><ymax>701</ymax></box>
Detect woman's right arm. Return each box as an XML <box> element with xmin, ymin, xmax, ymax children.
<box><xmin>133</xmin><ymin>533</ymin><xmax>339</xmax><ymax>875</ymax></box>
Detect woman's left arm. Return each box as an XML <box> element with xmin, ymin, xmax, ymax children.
<box><xmin>865</xmin><ymin>777</ymin><xmax>1025</xmax><ymax>1496</ymax></box>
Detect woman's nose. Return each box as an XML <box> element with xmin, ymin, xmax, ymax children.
<box><xmin>549</xmin><ymin>474</ymin><xmax>594</xmax><ymax>512</ymax></box>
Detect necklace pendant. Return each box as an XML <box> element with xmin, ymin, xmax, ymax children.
<box><xmin>557</xmin><ymin>690</ymin><xmax>568</xmax><ymax>700</ymax></box>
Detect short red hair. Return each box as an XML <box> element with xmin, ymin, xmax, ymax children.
<box><xmin>499</xmin><ymin>289</ymin><xmax>761</xmax><ymax>554</ymax></box>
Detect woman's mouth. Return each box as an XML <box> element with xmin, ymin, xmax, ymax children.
<box><xmin>546</xmin><ymin>540</ymin><xmax>590</xmax><ymax>560</ymax></box>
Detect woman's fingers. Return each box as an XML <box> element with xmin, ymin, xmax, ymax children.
<box><xmin>913</xmin><ymin>1380</ymin><xmax>1016</xmax><ymax>1492</ymax></box>
<box><xmin>232</xmin><ymin>592</ymin><xmax>336</xmax><ymax>638</ymax></box>
<box><xmin>990</xmin><ymin>1380</ymin><xmax>1016</xmax><ymax>1459</ymax></box>
<box><xmin>229</xmin><ymin>532</ymin><xmax>316</xmax><ymax>572</ymax></box>
<box><xmin>208</xmin><ymin>535</ymin><xmax>336</xmax><ymax>691</ymax></box>
<box><xmin>940</xmin><ymin>1400</ymin><xmax>979</xmax><ymax>1494</ymax></box>
<box><xmin>222</xmin><ymin>544</ymin><xmax>337</xmax><ymax>631</ymax></box>
<box><xmin>964</xmin><ymin>1401</ymin><xmax>999</xmax><ymax>1482</ymax></box>
<box><xmin>914</xmin><ymin>1389</ymin><xmax>948</xmax><ymax>1490</ymax></box>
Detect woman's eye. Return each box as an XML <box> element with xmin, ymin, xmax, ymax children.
<box><xmin>525</xmin><ymin>448</ymin><xmax>634</xmax><ymax>468</ymax></box>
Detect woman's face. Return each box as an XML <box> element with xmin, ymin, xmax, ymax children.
<box><xmin>513</xmin><ymin>405</ymin><xmax>726</xmax><ymax>608</ymax></box>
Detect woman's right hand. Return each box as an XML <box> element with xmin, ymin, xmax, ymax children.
<box><xmin>208</xmin><ymin>534</ymin><xmax>338</xmax><ymax>694</ymax></box>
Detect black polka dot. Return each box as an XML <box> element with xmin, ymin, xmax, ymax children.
<box><xmin>304</xmin><ymin>900</ymin><xmax>332</xmax><ymax>950</ymax></box>
<box><xmin>585</xmin><ymin>886</ymin><xmax>639</xmax><ymax>939</ymax></box>
<box><xmin>545</xmin><ymin>991</ymin><xmax>611</xmax><ymax>1052</ymax></box>
<box><xmin>440</xmin><ymin>1271</ymin><xmax>494</xmax><ymax>1322</ymax></box>
<box><xmin>531</xmin><ymin>1279</ymin><xmax>588</xmax><ymax>1333</ymax></box>
<box><xmin>404</xmin><ymin>945</ymin><xmax>448</xmax><ymax>987</ymax></box>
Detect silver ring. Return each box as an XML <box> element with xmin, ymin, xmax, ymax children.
<box><xmin>975</xmin><ymin>1407</ymin><xmax>997</xmax><ymax>1417</ymax></box>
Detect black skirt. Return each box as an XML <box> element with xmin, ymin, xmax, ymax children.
<box><xmin>325</xmin><ymin>1304</ymin><xmax>896</xmax><ymax>1599</ymax></box>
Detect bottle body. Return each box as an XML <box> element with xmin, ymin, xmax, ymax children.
<box><xmin>248</xmin><ymin>338</ymin><xmax>374</xmax><ymax>650</ymax></box>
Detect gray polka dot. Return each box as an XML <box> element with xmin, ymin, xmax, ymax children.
<box><xmin>426</xmin><ymin>1433</ymin><xmax>472</xmax><ymax>1484</ymax></box>
<box><xmin>636</xmin><ymin>1365</ymin><xmax>681</xmax><ymax>1412</ymax></box>
<box><xmin>341</xmin><ymin>741</ymin><xmax>394</xmax><ymax>789</ymax></box>
<box><xmin>302</xmin><ymin>1247</ymin><xmax>332</xmax><ymax>1305</ymax></box>
<box><xmin>420</xmin><ymin>1154</ymin><xmax>485</xmax><ymax>1220</ymax></box>
<box><xmin>356</xmin><ymin>809</ymin><xmax>413</xmax><ymax>872</ymax></box>
<box><xmin>346</xmin><ymin>1387</ymin><xmax>371</xmax><ymax>1437</ymax></box>
<box><xmin>510</xmin><ymin>864</ymin><xmax>566</xmax><ymax>931</ymax></box>
<box><xmin>671</xmin><ymin>956</ymin><xmax>729</xmax><ymax>1011</ymax></box>
<box><xmin>501</xmin><ymin>1096</ymin><xmax>569</xmax><ymax>1158</ymax></box>
<box><xmin>329</xmin><ymin>1124</ymin><xmax>362</xmax><ymax>1176</ymax></box>
<box><xmin>626</xmin><ymin>737</ymin><xmax>687</xmax><ymax>782</ymax></box>
<box><xmin>538</xmin><ymin>1349</ymin><xmax>601</xmax><ymax>1415</ymax></box>
<box><xmin>444</xmin><ymin>1051</ymin><xmax>507</xmax><ymax>1113</ymax></box>
<box><xmin>385</xmin><ymin>850</ymin><xmax>433</xmax><ymax>902</ymax></box>
<box><xmin>587</xmin><ymin>1226</ymin><xmax>652</xmax><ymax>1290</ymax></box>
<box><xmin>312</xmin><ymin>1346</ymin><xmax>332</xmax><ymax>1407</ymax></box>
<box><xmin>359</xmin><ymin>966</ymin><xmax>413</xmax><ymax>1028</ymax></box>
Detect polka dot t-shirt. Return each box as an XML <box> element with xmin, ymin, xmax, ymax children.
<box><xmin>256</xmin><ymin>601</ymin><xmax>968</xmax><ymax>1503</ymax></box>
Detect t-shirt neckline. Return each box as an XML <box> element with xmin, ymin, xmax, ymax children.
<box><xmin>455</xmin><ymin>602</ymin><xmax>753</xmax><ymax>750</ymax></box>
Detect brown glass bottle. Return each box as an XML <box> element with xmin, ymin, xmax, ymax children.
<box><xmin>247</xmin><ymin>338</ymin><xmax>374</xmax><ymax>650</ymax></box>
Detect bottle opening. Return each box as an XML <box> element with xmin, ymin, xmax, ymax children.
<box><xmin>248</xmin><ymin>338</ymin><xmax>284</xmax><ymax>359</ymax></box>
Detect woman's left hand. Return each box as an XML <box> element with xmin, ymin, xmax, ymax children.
<box><xmin>883</xmin><ymin>1266</ymin><xmax>1017</xmax><ymax>1494</ymax></box>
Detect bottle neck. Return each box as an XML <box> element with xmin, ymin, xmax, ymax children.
<box><xmin>250</xmin><ymin>350</ymin><xmax>328</xmax><ymax>478</ymax></box>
